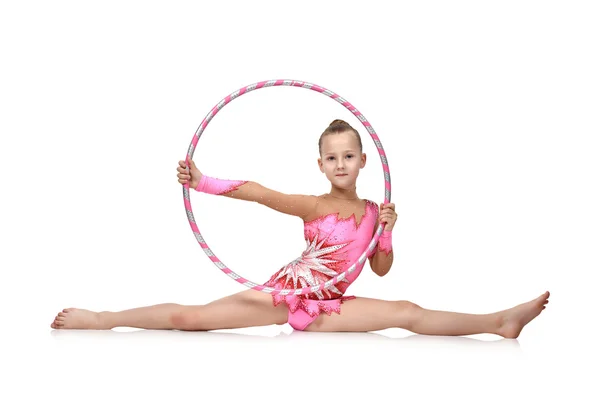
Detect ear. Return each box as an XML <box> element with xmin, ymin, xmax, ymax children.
<box><xmin>360</xmin><ymin>153</ymin><xmax>367</xmax><ymax>168</ymax></box>
<box><xmin>317</xmin><ymin>158</ymin><xmax>324</xmax><ymax>172</ymax></box>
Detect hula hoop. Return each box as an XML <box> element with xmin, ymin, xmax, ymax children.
<box><xmin>183</xmin><ymin>79</ymin><xmax>391</xmax><ymax>296</ymax></box>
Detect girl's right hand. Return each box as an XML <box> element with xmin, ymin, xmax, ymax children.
<box><xmin>177</xmin><ymin>159</ymin><xmax>203</xmax><ymax>189</ymax></box>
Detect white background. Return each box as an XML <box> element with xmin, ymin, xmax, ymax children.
<box><xmin>1</xmin><ymin>0</ymin><xmax>598</xmax><ymax>398</ymax></box>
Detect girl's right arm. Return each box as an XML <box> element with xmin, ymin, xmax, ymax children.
<box><xmin>204</xmin><ymin>177</ymin><xmax>317</xmax><ymax>220</ymax></box>
<box><xmin>177</xmin><ymin>159</ymin><xmax>317</xmax><ymax>220</ymax></box>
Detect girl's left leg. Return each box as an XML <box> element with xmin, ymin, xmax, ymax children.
<box><xmin>305</xmin><ymin>291</ymin><xmax>549</xmax><ymax>338</ymax></box>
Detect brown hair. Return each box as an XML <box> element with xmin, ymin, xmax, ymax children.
<box><xmin>318</xmin><ymin>119</ymin><xmax>363</xmax><ymax>155</ymax></box>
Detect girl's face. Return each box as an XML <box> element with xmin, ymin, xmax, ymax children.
<box><xmin>318</xmin><ymin>131</ymin><xmax>366</xmax><ymax>189</ymax></box>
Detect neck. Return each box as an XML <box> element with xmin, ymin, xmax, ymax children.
<box><xmin>328</xmin><ymin>186</ymin><xmax>359</xmax><ymax>201</ymax></box>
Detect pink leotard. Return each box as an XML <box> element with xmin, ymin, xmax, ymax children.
<box><xmin>263</xmin><ymin>200</ymin><xmax>381</xmax><ymax>330</ymax></box>
<box><xmin>194</xmin><ymin>175</ymin><xmax>392</xmax><ymax>331</ymax></box>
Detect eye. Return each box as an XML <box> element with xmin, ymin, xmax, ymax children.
<box><xmin>346</xmin><ymin>154</ymin><xmax>354</xmax><ymax>159</ymax></box>
<box><xmin>327</xmin><ymin>156</ymin><xmax>335</xmax><ymax>161</ymax></box>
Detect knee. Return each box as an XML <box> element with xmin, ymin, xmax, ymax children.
<box><xmin>170</xmin><ymin>306</ymin><xmax>205</xmax><ymax>331</ymax></box>
<box><xmin>393</xmin><ymin>301</ymin><xmax>422</xmax><ymax>328</ymax></box>
<box><xmin>394</xmin><ymin>300</ymin><xmax>422</xmax><ymax>312</ymax></box>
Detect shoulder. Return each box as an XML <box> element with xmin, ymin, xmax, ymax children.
<box><xmin>300</xmin><ymin>194</ymin><xmax>323</xmax><ymax>222</ymax></box>
<box><xmin>363</xmin><ymin>198</ymin><xmax>379</xmax><ymax>212</ymax></box>
<box><xmin>303</xmin><ymin>194</ymin><xmax>320</xmax><ymax>214</ymax></box>
<box><xmin>363</xmin><ymin>199</ymin><xmax>380</xmax><ymax>235</ymax></box>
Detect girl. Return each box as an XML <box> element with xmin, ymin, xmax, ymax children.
<box><xmin>51</xmin><ymin>119</ymin><xmax>549</xmax><ymax>337</ymax></box>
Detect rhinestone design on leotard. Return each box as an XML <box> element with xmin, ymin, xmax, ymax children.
<box><xmin>265</xmin><ymin>200</ymin><xmax>379</xmax><ymax>303</ymax></box>
<box><xmin>272</xmin><ymin>233</ymin><xmax>350</xmax><ymax>300</ymax></box>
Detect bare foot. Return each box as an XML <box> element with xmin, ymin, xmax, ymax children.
<box><xmin>497</xmin><ymin>291</ymin><xmax>550</xmax><ymax>338</ymax></box>
<box><xmin>50</xmin><ymin>308</ymin><xmax>107</xmax><ymax>330</ymax></box>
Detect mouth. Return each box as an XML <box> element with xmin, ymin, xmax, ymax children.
<box><xmin>335</xmin><ymin>174</ymin><xmax>348</xmax><ymax>177</ymax></box>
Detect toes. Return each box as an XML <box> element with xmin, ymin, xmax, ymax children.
<box><xmin>537</xmin><ymin>292</ymin><xmax>550</xmax><ymax>301</ymax></box>
<box><xmin>59</xmin><ymin>312</ymin><xmax>66</xmax><ymax>317</ymax></box>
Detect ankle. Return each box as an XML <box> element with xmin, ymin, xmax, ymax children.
<box><xmin>490</xmin><ymin>312</ymin><xmax>505</xmax><ymax>335</ymax></box>
<box><xmin>98</xmin><ymin>311</ymin><xmax>115</xmax><ymax>329</ymax></box>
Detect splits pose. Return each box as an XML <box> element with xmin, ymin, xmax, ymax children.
<box><xmin>51</xmin><ymin>119</ymin><xmax>549</xmax><ymax>337</ymax></box>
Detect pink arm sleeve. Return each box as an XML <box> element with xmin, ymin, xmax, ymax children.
<box><xmin>377</xmin><ymin>230</ymin><xmax>392</xmax><ymax>255</ymax></box>
<box><xmin>195</xmin><ymin>174</ymin><xmax>247</xmax><ymax>195</ymax></box>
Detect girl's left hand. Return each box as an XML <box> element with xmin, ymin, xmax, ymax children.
<box><xmin>379</xmin><ymin>203</ymin><xmax>397</xmax><ymax>232</ymax></box>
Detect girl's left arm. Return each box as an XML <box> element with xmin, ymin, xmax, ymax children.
<box><xmin>368</xmin><ymin>203</ymin><xmax>396</xmax><ymax>277</ymax></box>
<box><xmin>368</xmin><ymin>235</ymin><xmax>394</xmax><ymax>276</ymax></box>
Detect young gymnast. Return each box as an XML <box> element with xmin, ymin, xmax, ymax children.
<box><xmin>51</xmin><ymin>119</ymin><xmax>549</xmax><ymax>337</ymax></box>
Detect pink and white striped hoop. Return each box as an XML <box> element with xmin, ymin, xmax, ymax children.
<box><xmin>183</xmin><ymin>79</ymin><xmax>391</xmax><ymax>296</ymax></box>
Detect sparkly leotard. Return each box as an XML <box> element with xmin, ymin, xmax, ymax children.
<box><xmin>263</xmin><ymin>200</ymin><xmax>379</xmax><ymax>330</ymax></box>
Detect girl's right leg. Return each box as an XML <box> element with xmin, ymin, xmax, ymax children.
<box><xmin>50</xmin><ymin>289</ymin><xmax>289</xmax><ymax>331</ymax></box>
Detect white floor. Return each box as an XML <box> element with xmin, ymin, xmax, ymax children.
<box><xmin>7</xmin><ymin>310</ymin><xmax>596</xmax><ymax>399</ymax></box>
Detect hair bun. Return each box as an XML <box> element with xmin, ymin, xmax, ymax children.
<box><xmin>329</xmin><ymin>119</ymin><xmax>349</xmax><ymax>127</ymax></box>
